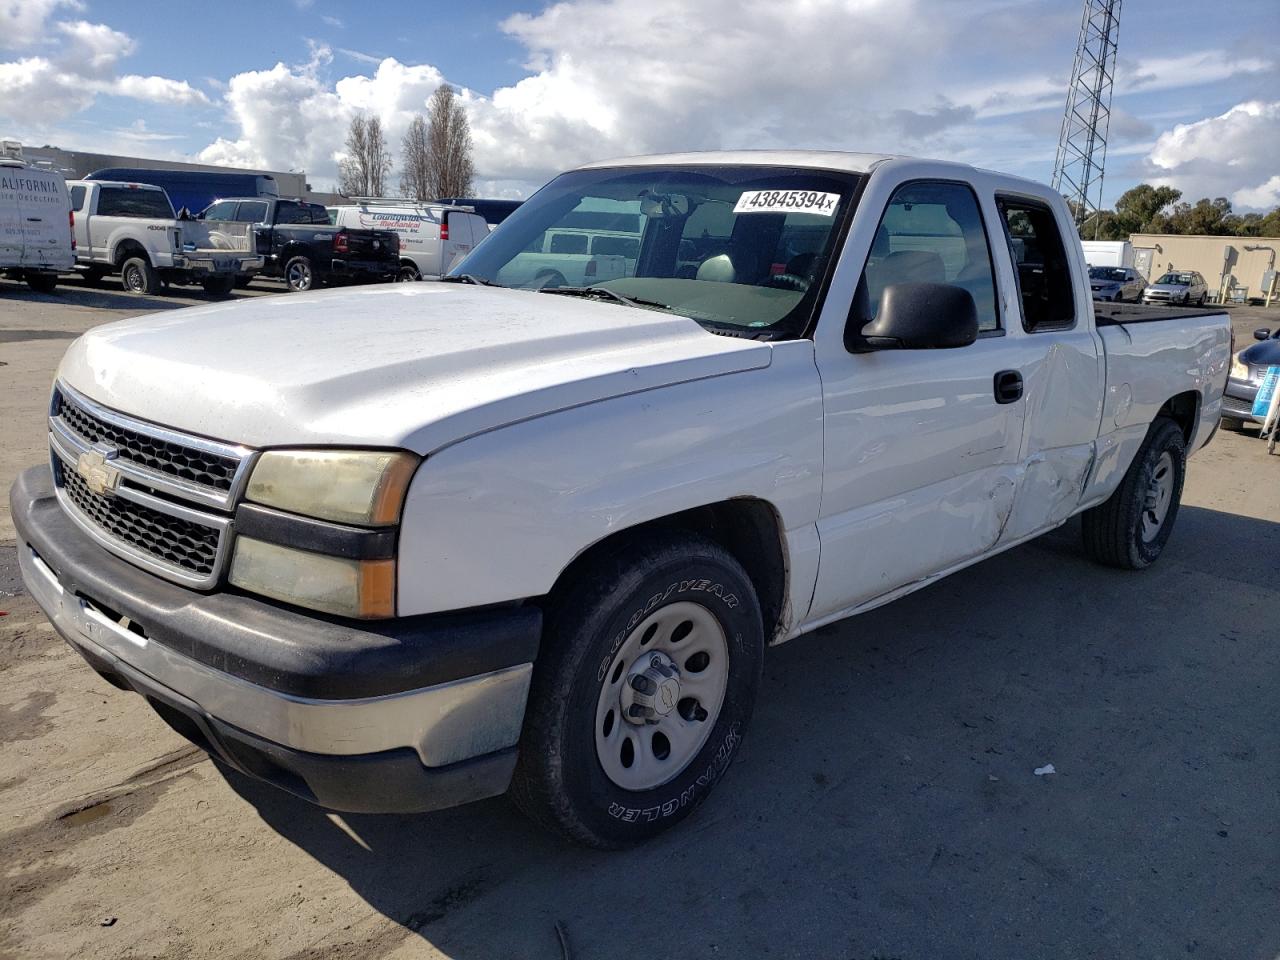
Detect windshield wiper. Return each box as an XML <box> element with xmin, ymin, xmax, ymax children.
<box><xmin>440</xmin><ymin>274</ymin><xmax>502</xmax><ymax>287</ymax></box>
<box><xmin>537</xmin><ymin>285</ymin><xmax>670</xmax><ymax>311</ymax></box>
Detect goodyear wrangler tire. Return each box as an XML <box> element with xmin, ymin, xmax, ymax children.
<box><xmin>511</xmin><ymin>530</ymin><xmax>764</xmax><ymax>848</ymax></box>
<box><xmin>1081</xmin><ymin>416</ymin><xmax>1186</xmax><ymax>569</ymax></box>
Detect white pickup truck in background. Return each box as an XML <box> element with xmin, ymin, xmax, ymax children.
<box><xmin>68</xmin><ymin>180</ymin><xmax>263</xmax><ymax>296</ymax></box>
<box><xmin>12</xmin><ymin>151</ymin><xmax>1231</xmax><ymax>849</ymax></box>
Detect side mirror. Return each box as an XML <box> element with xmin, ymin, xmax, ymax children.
<box><xmin>847</xmin><ymin>282</ymin><xmax>979</xmax><ymax>352</ymax></box>
<box><xmin>1254</xmin><ymin>328</ymin><xmax>1273</xmax><ymax>342</ymax></box>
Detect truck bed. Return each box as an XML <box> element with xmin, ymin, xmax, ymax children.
<box><xmin>1094</xmin><ymin>302</ymin><xmax>1219</xmax><ymax>327</ymax></box>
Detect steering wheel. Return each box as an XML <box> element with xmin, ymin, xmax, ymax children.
<box><xmin>764</xmin><ymin>273</ymin><xmax>811</xmax><ymax>293</ymax></box>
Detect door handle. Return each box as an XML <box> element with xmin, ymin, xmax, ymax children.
<box><xmin>26</xmin><ymin>217</ymin><xmax>42</xmax><ymax>222</ymax></box>
<box><xmin>994</xmin><ymin>369</ymin><xmax>1023</xmax><ymax>404</ymax></box>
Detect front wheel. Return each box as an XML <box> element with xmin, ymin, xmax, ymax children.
<box><xmin>284</xmin><ymin>255</ymin><xmax>315</xmax><ymax>292</ymax></box>
<box><xmin>511</xmin><ymin>530</ymin><xmax>764</xmax><ymax>848</ymax></box>
<box><xmin>1081</xmin><ymin>417</ymin><xmax>1187</xmax><ymax>569</ymax></box>
<box><xmin>396</xmin><ymin>262</ymin><xmax>421</xmax><ymax>282</ymax></box>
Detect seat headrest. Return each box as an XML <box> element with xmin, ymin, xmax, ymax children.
<box><xmin>696</xmin><ymin>254</ymin><xmax>736</xmax><ymax>283</ymax></box>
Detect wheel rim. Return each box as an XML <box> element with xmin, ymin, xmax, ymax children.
<box><xmin>594</xmin><ymin>601</ymin><xmax>729</xmax><ymax>791</ymax></box>
<box><xmin>124</xmin><ymin>265</ymin><xmax>142</xmax><ymax>291</ymax></box>
<box><xmin>1141</xmin><ymin>450</ymin><xmax>1175</xmax><ymax>542</ymax></box>
<box><xmin>287</xmin><ymin>261</ymin><xmax>311</xmax><ymax>290</ymax></box>
<box><xmin>397</xmin><ymin>267</ymin><xmax>419</xmax><ymax>282</ymax></box>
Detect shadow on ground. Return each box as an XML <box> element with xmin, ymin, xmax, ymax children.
<box><xmin>209</xmin><ymin>506</ymin><xmax>1278</xmax><ymax>958</ymax></box>
<box><xmin>0</xmin><ymin>278</ymin><xmax>269</xmax><ymax>311</ymax></box>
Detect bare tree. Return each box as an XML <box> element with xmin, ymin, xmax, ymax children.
<box><xmin>424</xmin><ymin>85</ymin><xmax>474</xmax><ymax>199</ymax></box>
<box><xmin>338</xmin><ymin>113</ymin><xmax>393</xmax><ymax>197</ymax></box>
<box><xmin>400</xmin><ymin>115</ymin><xmax>431</xmax><ymax>200</ymax></box>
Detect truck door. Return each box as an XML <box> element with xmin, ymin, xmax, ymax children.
<box><xmin>809</xmin><ymin>178</ymin><xmax>1027</xmax><ymax>622</ymax></box>
<box><xmin>990</xmin><ymin>194</ymin><xmax>1103</xmax><ymax>542</ymax></box>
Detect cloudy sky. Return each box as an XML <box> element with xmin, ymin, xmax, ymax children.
<box><xmin>1</xmin><ymin>0</ymin><xmax>1277</xmax><ymax>208</ymax></box>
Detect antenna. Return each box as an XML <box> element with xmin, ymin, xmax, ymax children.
<box><xmin>1052</xmin><ymin>0</ymin><xmax>1122</xmax><ymax>239</ymax></box>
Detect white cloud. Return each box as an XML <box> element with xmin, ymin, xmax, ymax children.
<box><xmin>0</xmin><ymin>0</ymin><xmax>82</xmax><ymax>49</ymax></box>
<box><xmin>1145</xmin><ymin>101</ymin><xmax>1280</xmax><ymax>211</ymax></box>
<box><xmin>0</xmin><ymin>12</ymin><xmax>210</xmax><ymax>125</ymax></box>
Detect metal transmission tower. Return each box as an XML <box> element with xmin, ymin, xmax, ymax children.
<box><xmin>1052</xmin><ymin>0</ymin><xmax>1122</xmax><ymax>236</ymax></box>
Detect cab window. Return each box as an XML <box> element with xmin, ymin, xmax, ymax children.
<box><xmin>236</xmin><ymin>201</ymin><xmax>268</xmax><ymax>223</ymax></box>
<box><xmin>997</xmin><ymin>197</ymin><xmax>1076</xmax><ymax>331</ymax></box>
<box><xmin>861</xmin><ymin>181</ymin><xmax>999</xmax><ymax>332</ymax></box>
<box><xmin>202</xmin><ymin>200</ymin><xmax>238</xmax><ymax>221</ymax></box>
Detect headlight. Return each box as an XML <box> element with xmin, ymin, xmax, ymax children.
<box><xmin>1230</xmin><ymin>354</ymin><xmax>1249</xmax><ymax>381</ymax></box>
<box><xmin>245</xmin><ymin>449</ymin><xmax>419</xmax><ymax>526</ymax></box>
<box><xmin>232</xmin><ymin>448</ymin><xmax>418</xmax><ymax>618</ymax></box>
<box><xmin>230</xmin><ymin>537</ymin><xmax>394</xmax><ymax>618</ymax></box>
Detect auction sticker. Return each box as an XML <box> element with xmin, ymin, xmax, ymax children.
<box><xmin>733</xmin><ymin>190</ymin><xmax>840</xmax><ymax>216</ymax></box>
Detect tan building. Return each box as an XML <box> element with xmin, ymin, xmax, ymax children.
<box><xmin>1129</xmin><ymin>233</ymin><xmax>1280</xmax><ymax>303</ymax></box>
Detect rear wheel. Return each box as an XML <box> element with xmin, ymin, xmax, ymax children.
<box><xmin>1081</xmin><ymin>417</ymin><xmax>1187</xmax><ymax>569</ymax></box>
<box><xmin>201</xmin><ymin>275</ymin><xmax>235</xmax><ymax>297</ymax></box>
<box><xmin>284</xmin><ymin>255</ymin><xmax>315</xmax><ymax>292</ymax></box>
<box><xmin>120</xmin><ymin>256</ymin><xmax>161</xmax><ymax>295</ymax></box>
<box><xmin>511</xmin><ymin>530</ymin><xmax>764</xmax><ymax>848</ymax></box>
<box><xmin>25</xmin><ymin>273</ymin><xmax>58</xmax><ymax>293</ymax></box>
<box><xmin>397</xmin><ymin>262</ymin><xmax>421</xmax><ymax>282</ymax></box>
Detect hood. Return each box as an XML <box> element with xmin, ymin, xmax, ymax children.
<box><xmin>1242</xmin><ymin>336</ymin><xmax>1280</xmax><ymax>367</ymax></box>
<box><xmin>57</xmin><ymin>283</ymin><xmax>772</xmax><ymax>453</ymax></box>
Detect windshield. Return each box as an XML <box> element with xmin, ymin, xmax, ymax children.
<box><xmin>1156</xmin><ymin>273</ymin><xmax>1193</xmax><ymax>285</ymax></box>
<box><xmin>450</xmin><ymin>164</ymin><xmax>861</xmax><ymax>338</ymax></box>
<box><xmin>1089</xmin><ymin>267</ymin><xmax>1129</xmax><ymax>281</ymax></box>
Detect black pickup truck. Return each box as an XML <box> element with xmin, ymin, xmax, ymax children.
<box><xmin>199</xmin><ymin>197</ymin><xmax>399</xmax><ymax>292</ymax></box>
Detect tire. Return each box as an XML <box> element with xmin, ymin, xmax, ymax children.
<box><xmin>234</xmin><ymin>275</ymin><xmax>253</xmax><ymax>290</ymax></box>
<box><xmin>284</xmin><ymin>255</ymin><xmax>315</xmax><ymax>292</ymax></box>
<box><xmin>397</xmin><ymin>262</ymin><xmax>421</xmax><ymax>282</ymax></box>
<box><xmin>1220</xmin><ymin>417</ymin><xmax>1244</xmax><ymax>432</ymax></box>
<box><xmin>81</xmin><ymin>267</ymin><xmax>106</xmax><ymax>286</ymax></box>
<box><xmin>1196</xmin><ymin>292</ymin><xmax>1206</xmax><ymax>306</ymax></box>
<box><xmin>25</xmin><ymin>273</ymin><xmax>58</xmax><ymax>293</ymax></box>
<box><xmin>511</xmin><ymin>530</ymin><xmax>764</xmax><ymax>848</ymax></box>
<box><xmin>1081</xmin><ymin>417</ymin><xmax>1187</xmax><ymax>569</ymax></box>
<box><xmin>120</xmin><ymin>256</ymin><xmax>160</xmax><ymax>295</ymax></box>
<box><xmin>201</xmin><ymin>275</ymin><xmax>236</xmax><ymax>297</ymax></box>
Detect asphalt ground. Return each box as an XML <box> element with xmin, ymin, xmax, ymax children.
<box><xmin>1</xmin><ymin>278</ymin><xmax>1277</xmax><ymax>959</ymax></box>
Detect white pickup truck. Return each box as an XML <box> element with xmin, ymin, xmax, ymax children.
<box><xmin>68</xmin><ymin>180</ymin><xmax>264</xmax><ymax>296</ymax></box>
<box><xmin>13</xmin><ymin>151</ymin><xmax>1231</xmax><ymax>848</ymax></box>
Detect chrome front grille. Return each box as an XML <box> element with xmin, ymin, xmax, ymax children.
<box><xmin>58</xmin><ymin>453</ymin><xmax>221</xmax><ymax>576</ymax></box>
<box><xmin>48</xmin><ymin>382</ymin><xmax>252</xmax><ymax>587</ymax></box>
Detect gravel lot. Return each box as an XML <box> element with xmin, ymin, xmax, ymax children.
<box><xmin>2</xmin><ymin>278</ymin><xmax>1277</xmax><ymax>960</ymax></box>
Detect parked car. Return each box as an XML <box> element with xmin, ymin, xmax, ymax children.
<box><xmin>1143</xmin><ymin>270</ymin><xmax>1208</xmax><ymax>305</ymax></box>
<box><xmin>436</xmin><ymin>197</ymin><xmax>522</xmax><ymax>226</ymax></box>
<box><xmin>327</xmin><ymin>200</ymin><xmax>488</xmax><ymax>280</ymax></box>
<box><xmin>1221</xmin><ymin>326</ymin><xmax>1280</xmax><ymax>429</ymax></box>
<box><xmin>68</xmin><ymin>180</ymin><xmax>262</xmax><ymax>296</ymax></box>
<box><xmin>1089</xmin><ymin>265</ymin><xmax>1146</xmax><ymax>302</ymax></box>
<box><xmin>87</xmin><ymin>167</ymin><xmax>278</xmax><ymax>219</ymax></box>
<box><xmin>0</xmin><ymin>144</ymin><xmax>74</xmax><ymax>292</ymax></box>
<box><xmin>200</xmin><ymin>197</ymin><xmax>400</xmax><ymax>291</ymax></box>
<box><xmin>12</xmin><ymin>151</ymin><xmax>1231</xmax><ymax>849</ymax></box>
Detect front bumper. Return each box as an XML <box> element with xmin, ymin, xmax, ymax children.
<box><xmin>1222</xmin><ymin>378</ymin><xmax>1261</xmax><ymax>421</ymax></box>
<box><xmin>12</xmin><ymin>465</ymin><xmax>541</xmax><ymax>813</ymax></box>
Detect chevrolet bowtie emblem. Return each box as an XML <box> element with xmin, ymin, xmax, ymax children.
<box><xmin>76</xmin><ymin>450</ymin><xmax>122</xmax><ymax>497</ymax></box>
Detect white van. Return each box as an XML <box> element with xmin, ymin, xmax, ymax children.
<box><xmin>0</xmin><ymin>141</ymin><xmax>74</xmax><ymax>292</ymax></box>
<box><xmin>327</xmin><ymin>200</ymin><xmax>489</xmax><ymax>281</ymax></box>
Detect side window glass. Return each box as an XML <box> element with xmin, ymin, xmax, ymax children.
<box><xmin>861</xmin><ymin>181</ymin><xmax>999</xmax><ymax>332</ymax></box>
<box><xmin>236</xmin><ymin>201</ymin><xmax>268</xmax><ymax>223</ymax></box>
<box><xmin>202</xmin><ymin>200</ymin><xmax>237</xmax><ymax>221</ymax></box>
<box><xmin>275</xmin><ymin>201</ymin><xmax>302</xmax><ymax>224</ymax></box>
<box><xmin>998</xmin><ymin>198</ymin><xmax>1076</xmax><ymax>331</ymax></box>
<box><xmin>69</xmin><ymin>185</ymin><xmax>86</xmax><ymax>211</ymax></box>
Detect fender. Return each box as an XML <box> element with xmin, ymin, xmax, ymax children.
<box><xmin>396</xmin><ymin>341</ymin><xmax>825</xmax><ymax>622</ymax></box>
